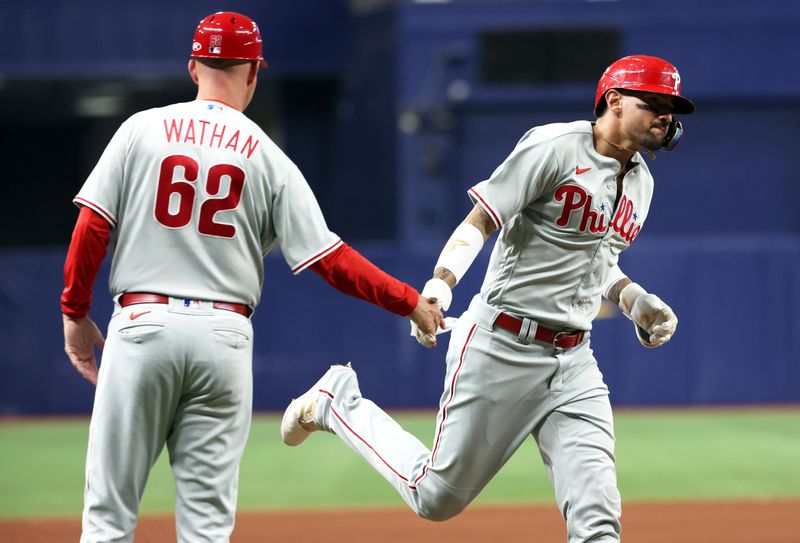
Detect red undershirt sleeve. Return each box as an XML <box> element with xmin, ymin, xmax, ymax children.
<box><xmin>309</xmin><ymin>243</ymin><xmax>419</xmax><ymax>317</ymax></box>
<box><xmin>61</xmin><ymin>206</ymin><xmax>112</xmax><ymax>319</ymax></box>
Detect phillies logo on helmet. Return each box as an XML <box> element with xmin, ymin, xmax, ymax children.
<box><xmin>594</xmin><ymin>55</ymin><xmax>695</xmax><ymax>116</ymax></box>
<box><xmin>671</xmin><ymin>71</ymin><xmax>681</xmax><ymax>92</ymax></box>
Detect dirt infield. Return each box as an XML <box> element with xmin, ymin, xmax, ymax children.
<box><xmin>3</xmin><ymin>499</ymin><xmax>799</xmax><ymax>542</ymax></box>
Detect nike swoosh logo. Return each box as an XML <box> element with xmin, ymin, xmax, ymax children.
<box><xmin>129</xmin><ymin>310</ymin><xmax>152</xmax><ymax>321</ymax></box>
<box><xmin>575</xmin><ymin>166</ymin><xmax>592</xmax><ymax>175</ymax></box>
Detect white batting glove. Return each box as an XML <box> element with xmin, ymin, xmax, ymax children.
<box><xmin>618</xmin><ymin>283</ymin><xmax>678</xmax><ymax>348</ymax></box>
<box><xmin>410</xmin><ymin>278</ymin><xmax>454</xmax><ymax>347</ymax></box>
<box><xmin>410</xmin><ymin>317</ymin><xmax>460</xmax><ymax>348</ymax></box>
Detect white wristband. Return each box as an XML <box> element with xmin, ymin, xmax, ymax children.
<box><xmin>434</xmin><ymin>223</ymin><xmax>484</xmax><ymax>285</ymax></box>
<box><xmin>421</xmin><ymin>278</ymin><xmax>452</xmax><ymax>311</ymax></box>
<box><xmin>618</xmin><ymin>282</ymin><xmax>646</xmax><ymax>318</ymax></box>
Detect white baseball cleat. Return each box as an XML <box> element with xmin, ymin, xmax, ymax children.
<box><xmin>280</xmin><ymin>363</ymin><xmax>352</xmax><ymax>446</ymax></box>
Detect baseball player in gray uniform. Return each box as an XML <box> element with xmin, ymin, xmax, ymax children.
<box><xmin>281</xmin><ymin>55</ymin><xmax>692</xmax><ymax>542</ymax></box>
<box><xmin>61</xmin><ymin>11</ymin><xmax>442</xmax><ymax>543</ymax></box>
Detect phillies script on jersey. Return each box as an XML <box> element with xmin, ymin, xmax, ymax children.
<box><xmin>554</xmin><ymin>184</ymin><xmax>641</xmax><ymax>244</ymax></box>
<box><xmin>163</xmin><ymin>116</ymin><xmax>261</xmax><ymax>159</ymax></box>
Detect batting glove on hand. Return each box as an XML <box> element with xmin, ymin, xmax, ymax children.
<box><xmin>410</xmin><ymin>278</ymin><xmax>454</xmax><ymax>348</ymax></box>
<box><xmin>410</xmin><ymin>317</ymin><xmax>460</xmax><ymax>348</ymax></box>
<box><xmin>618</xmin><ymin>283</ymin><xmax>678</xmax><ymax>348</ymax></box>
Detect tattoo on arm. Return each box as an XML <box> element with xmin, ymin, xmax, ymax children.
<box><xmin>433</xmin><ymin>267</ymin><xmax>456</xmax><ymax>288</ymax></box>
<box><xmin>464</xmin><ymin>204</ymin><xmax>497</xmax><ymax>240</ymax></box>
<box><xmin>606</xmin><ymin>277</ymin><xmax>632</xmax><ymax>306</ymax></box>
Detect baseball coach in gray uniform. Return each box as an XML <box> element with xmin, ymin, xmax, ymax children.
<box><xmin>61</xmin><ymin>11</ymin><xmax>442</xmax><ymax>543</ymax></box>
<box><xmin>281</xmin><ymin>55</ymin><xmax>692</xmax><ymax>542</ymax></box>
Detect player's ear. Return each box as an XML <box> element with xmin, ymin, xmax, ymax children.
<box><xmin>188</xmin><ymin>59</ymin><xmax>199</xmax><ymax>85</ymax></box>
<box><xmin>606</xmin><ymin>89</ymin><xmax>624</xmax><ymax>115</ymax></box>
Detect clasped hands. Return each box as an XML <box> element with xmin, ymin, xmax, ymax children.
<box><xmin>409</xmin><ymin>278</ymin><xmax>453</xmax><ymax>348</ymax></box>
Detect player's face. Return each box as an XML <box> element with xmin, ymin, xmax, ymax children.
<box><xmin>620</xmin><ymin>91</ymin><xmax>675</xmax><ymax>151</ymax></box>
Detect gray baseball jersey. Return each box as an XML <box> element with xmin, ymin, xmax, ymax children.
<box><xmin>469</xmin><ymin>120</ymin><xmax>653</xmax><ymax>330</ymax></box>
<box><xmin>293</xmin><ymin>119</ymin><xmax>657</xmax><ymax>542</ymax></box>
<box><xmin>75</xmin><ymin>99</ymin><xmax>341</xmax><ymax>306</ymax></box>
<box><xmin>76</xmin><ymin>99</ymin><xmax>340</xmax><ymax>542</ymax></box>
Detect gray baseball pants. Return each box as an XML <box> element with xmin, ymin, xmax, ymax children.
<box><xmin>317</xmin><ymin>296</ymin><xmax>621</xmax><ymax>542</ymax></box>
<box><xmin>80</xmin><ymin>301</ymin><xmax>253</xmax><ymax>543</ymax></box>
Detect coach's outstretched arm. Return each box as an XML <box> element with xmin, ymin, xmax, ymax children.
<box><xmin>412</xmin><ymin>204</ymin><xmax>497</xmax><ymax>347</ymax></box>
<box><xmin>604</xmin><ymin>269</ymin><xmax>678</xmax><ymax>348</ymax></box>
<box><xmin>309</xmin><ymin>243</ymin><xmax>444</xmax><ymax>337</ymax></box>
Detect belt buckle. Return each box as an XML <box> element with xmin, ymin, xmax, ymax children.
<box><xmin>552</xmin><ymin>331</ymin><xmax>568</xmax><ymax>348</ymax></box>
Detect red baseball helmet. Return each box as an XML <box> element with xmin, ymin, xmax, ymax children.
<box><xmin>594</xmin><ymin>55</ymin><xmax>694</xmax><ymax>116</ymax></box>
<box><xmin>191</xmin><ymin>12</ymin><xmax>267</xmax><ymax>68</ymax></box>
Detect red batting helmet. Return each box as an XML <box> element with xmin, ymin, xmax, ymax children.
<box><xmin>191</xmin><ymin>12</ymin><xmax>267</xmax><ymax>68</ymax></box>
<box><xmin>594</xmin><ymin>55</ymin><xmax>694</xmax><ymax>116</ymax></box>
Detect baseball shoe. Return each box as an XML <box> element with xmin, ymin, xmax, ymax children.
<box><xmin>280</xmin><ymin>363</ymin><xmax>352</xmax><ymax>446</ymax></box>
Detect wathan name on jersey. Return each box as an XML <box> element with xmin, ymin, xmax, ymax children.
<box><xmin>163</xmin><ymin>118</ymin><xmax>260</xmax><ymax>159</ymax></box>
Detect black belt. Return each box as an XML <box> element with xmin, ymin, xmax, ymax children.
<box><xmin>119</xmin><ymin>292</ymin><xmax>252</xmax><ymax>318</ymax></box>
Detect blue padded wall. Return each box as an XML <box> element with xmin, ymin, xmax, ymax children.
<box><xmin>1</xmin><ymin>238</ymin><xmax>798</xmax><ymax>415</ymax></box>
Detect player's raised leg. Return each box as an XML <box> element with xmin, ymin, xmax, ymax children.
<box><xmin>282</xmin><ymin>363</ymin><xmax>435</xmax><ymax>516</ymax></box>
<box><xmin>281</xmin><ymin>316</ymin><xmax>558</xmax><ymax>521</ymax></box>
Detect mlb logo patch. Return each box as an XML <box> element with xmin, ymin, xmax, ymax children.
<box><xmin>183</xmin><ymin>299</ymin><xmax>203</xmax><ymax>309</ymax></box>
<box><xmin>209</xmin><ymin>46</ymin><xmax>221</xmax><ymax>54</ymax></box>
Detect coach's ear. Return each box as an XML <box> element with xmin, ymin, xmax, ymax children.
<box><xmin>246</xmin><ymin>60</ymin><xmax>259</xmax><ymax>86</ymax></box>
<box><xmin>188</xmin><ymin>59</ymin><xmax>199</xmax><ymax>85</ymax></box>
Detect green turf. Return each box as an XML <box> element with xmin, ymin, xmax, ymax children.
<box><xmin>1</xmin><ymin>408</ymin><xmax>798</xmax><ymax>519</ymax></box>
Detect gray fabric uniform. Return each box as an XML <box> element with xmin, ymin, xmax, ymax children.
<box><xmin>76</xmin><ymin>99</ymin><xmax>339</xmax><ymax>542</ymax></box>
<box><xmin>316</xmin><ymin>120</ymin><xmax>654</xmax><ymax>542</ymax></box>
<box><xmin>470</xmin><ymin>120</ymin><xmax>652</xmax><ymax>330</ymax></box>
